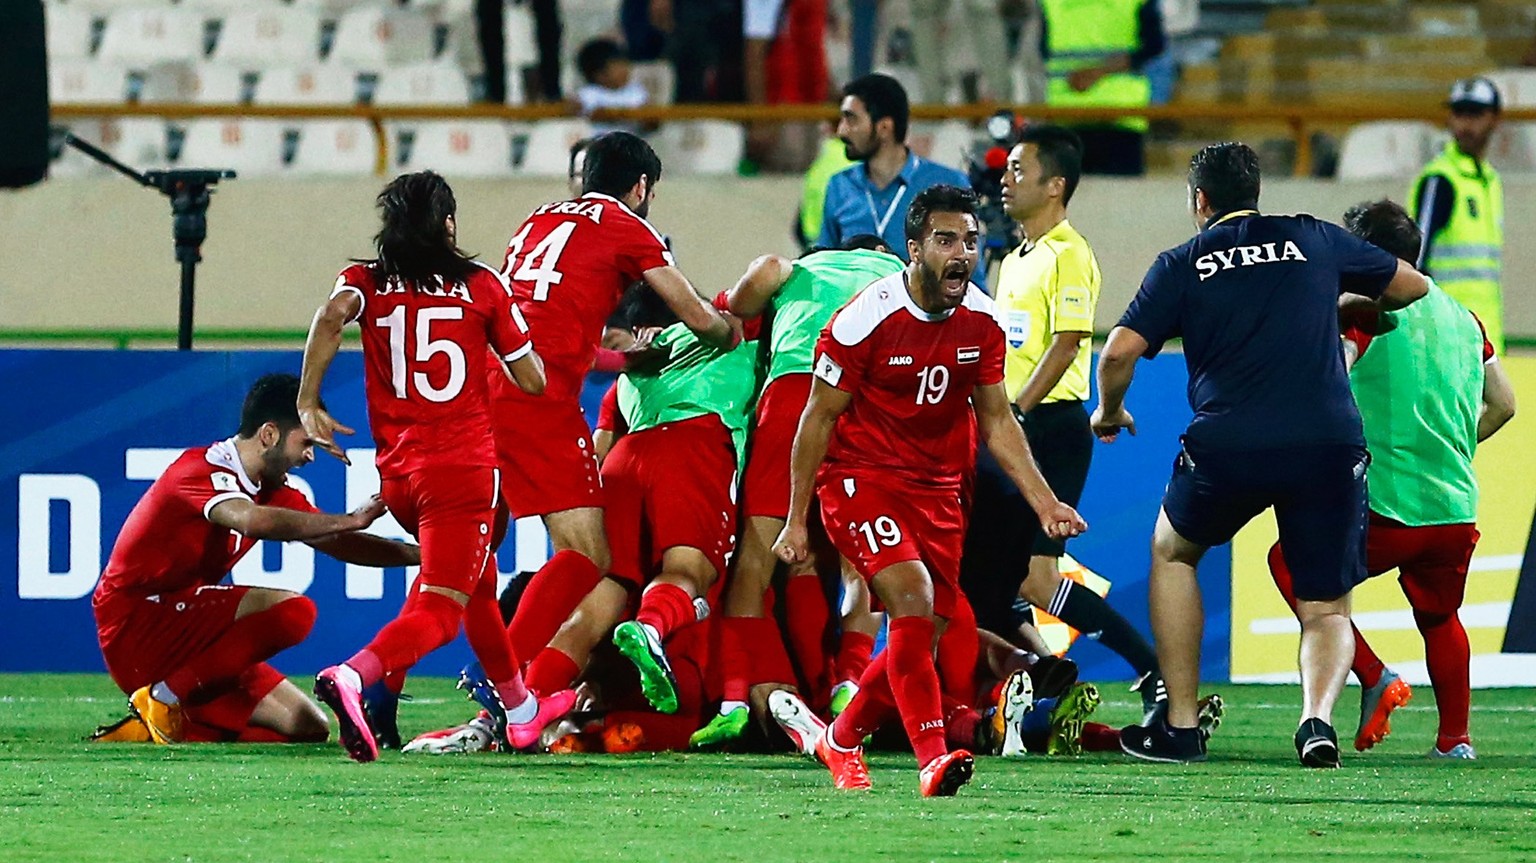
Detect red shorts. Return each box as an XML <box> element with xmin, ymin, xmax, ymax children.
<box><xmin>1367</xmin><ymin>514</ymin><xmax>1480</xmax><ymax>616</ymax></box>
<box><xmin>817</xmin><ymin>471</ymin><xmax>967</xmax><ymax>619</ymax></box>
<box><xmin>381</xmin><ymin>465</ymin><xmax>499</xmax><ymax>596</ymax></box>
<box><xmin>741</xmin><ymin>373</ymin><xmax>812</xmax><ymax>521</ymax></box>
<box><xmin>603</xmin><ymin>415</ymin><xmax>738</xmax><ymax>589</ymax></box>
<box><xmin>494</xmin><ymin>391</ymin><xmax>603</xmax><ymax>518</ymax></box>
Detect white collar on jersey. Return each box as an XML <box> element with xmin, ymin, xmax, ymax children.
<box><xmin>898</xmin><ymin>271</ymin><xmax>958</xmax><ymax>322</ymax></box>
<box><xmin>206</xmin><ymin>437</ymin><xmax>260</xmax><ymax>494</ymax></box>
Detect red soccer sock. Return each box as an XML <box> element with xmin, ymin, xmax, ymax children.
<box><xmin>163</xmin><ymin>597</ymin><xmax>316</xmax><ymax>704</ymax></box>
<box><xmin>944</xmin><ymin>701</ymin><xmax>981</xmax><ymax>752</ymax></box>
<box><xmin>830</xmin><ymin>652</ymin><xmax>897</xmax><ymax>750</ymax></box>
<box><xmin>936</xmin><ymin>597</ymin><xmax>979</xmax><ymax>705</ymax></box>
<box><xmin>508</xmin><ymin>550</ymin><xmax>605</xmax><ymax>659</ymax></box>
<box><xmin>525</xmin><ymin>647</ymin><xmax>581</xmax><ymax>698</ymax></box>
<box><xmin>636</xmin><ymin>582</ymin><xmax>697</xmax><ymax>641</ymax></box>
<box><xmin>353</xmin><ymin>590</ymin><xmax>463</xmax><ymax>686</ymax></box>
<box><xmin>782</xmin><ymin>575</ymin><xmax>831</xmax><ymax>697</ymax></box>
<box><xmin>833</xmin><ymin>630</ymin><xmax>875</xmax><ymax>687</ymax></box>
<box><xmin>887</xmin><ymin>615</ymin><xmax>946</xmax><ymax>767</ymax></box>
<box><xmin>1079</xmin><ymin>721</ymin><xmax>1122</xmax><ymax>752</ymax></box>
<box><xmin>1416</xmin><ymin>609</ymin><xmax>1472</xmax><ymax>749</ymax></box>
<box><xmin>463</xmin><ymin>570</ymin><xmax>522</xmax><ymax>685</ymax></box>
<box><xmin>1268</xmin><ymin>543</ymin><xmax>1384</xmax><ymax>688</ymax></box>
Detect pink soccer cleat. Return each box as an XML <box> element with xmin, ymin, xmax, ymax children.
<box><xmin>314</xmin><ymin>665</ymin><xmax>379</xmax><ymax>763</ymax></box>
<box><xmin>507</xmin><ymin>689</ymin><xmax>579</xmax><ymax>751</ymax></box>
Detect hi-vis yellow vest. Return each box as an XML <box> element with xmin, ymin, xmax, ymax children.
<box><xmin>1041</xmin><ymin>0</ymin><xmax>1151</xmax><ymax>133</ymax></box>
<box><xmin>1409</xmin><ymin>141</ymin><xmax>1504</xmax><ymax>353</ymax></box>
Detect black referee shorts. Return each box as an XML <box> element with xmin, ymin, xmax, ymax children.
<box><xmin>960</xmin><ymin>400</ymin><xmax>1092</xmax><ymax>635</ymax></box>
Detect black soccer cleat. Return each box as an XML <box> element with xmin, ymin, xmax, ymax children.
<box><xmin>361</xmin><ymin>681</ymin><xmax>403</xmax><ymax>751</ymax></box>
<box><xmin>1027</xmin><ymin>655</ymin><xmax>1079</xmax><ymax>701</ymax></box>
<box><xmin>1120</xmin><ymin>716</ymin><xmax>1206</xmax><ymax>764</ymax></box>
<box><xmin>1295</xmin><ymin>718</ymin><xmax>1341</xmax><ymax>769</ymax></box>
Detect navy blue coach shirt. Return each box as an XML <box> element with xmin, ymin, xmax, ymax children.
<box><xmin>1118</xmin><ymin>211</ymin><xmax>1400</xmax><ymax>452</ymax></box>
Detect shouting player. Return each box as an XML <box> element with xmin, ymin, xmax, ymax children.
<box><xmin>93</xmin><ymin>373</ymin><xmax>413</xmax><ymax>745</ymax></box>
<box><xmin>774</xmin><ymin>185</ymin><xmax>1087</xmax><ymax>796</ymax></box>
<box><xmin>493</xmin><ymin>131</ymin><xmax>738</xmax><ymax>665</ymax></box>
<box><xmin>300</xmin><ymin>171</ymin><xmax>571</xmax><ymax>763</ymax></box>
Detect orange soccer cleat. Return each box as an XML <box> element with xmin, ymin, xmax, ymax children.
<box><xmin>1355</xmin><ymin>670</ymin><xmax>1412</xmax><ymax>752</ymax></box>
<box><xmin>813</xmin><ymin>727</ymin><xmax>872</xmax><ymax>791</ymax></box>
<box><xmin>128</xmin><ymin>686</ymin><xmax>184</xmax><ymax>745</ymax></box>
<box><xmin>918</xmin><ymin>749</ymin><xmax>975</xmax><ymax>798</ymax></box>
<box><xmin>89</xmin><ymin>713</ymin><xmax>153</xmax><ymax>744</ymax></box>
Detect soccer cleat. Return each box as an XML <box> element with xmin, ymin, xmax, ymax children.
<box><xmin>1355</xmin><ymin>670</ymin><xmax>1412</xmax><ymax>752</ymax></box>
<box><xmin>1133</xmin><ymin>671</ymin><xmax>1168</xmax><ymax>726</ymax></box>
<box><xmin>402</xmin><ymin>711</ymin><xmax>498</xmax><ymax>755</ymax></box>
<box><xmin>361</xmin><ymin>681</ymin><xmax>402</xmax><ymax>751</ymax></box>
<box><xmin>768</xmin><ymin>690</ymin><xmax>827</xmax><ymax>757</ymax></box>
<box><xmin>994</xmin><ymin>669</ymin><xmax>1035</xmax><ymax>757</ymax></box>
<box><xmin>128</xmin><ymin>686</ymin><xmax>184</xmax><ymax>745</ymax></box>
<box><xmin>1027</xmin><ymin>655</ymin><xmax>1078</xmax><ymax>701</ymax></box>
<box><xmin>314</xmin><ymin>665</ymin><xmax>379</xmax><ymax>763</ymax></box>
<box><xmin>613</xmin><ymin>621</ymin><xmax>680</xmax><ymax>714</ymax></box>
<box><xmin>1046</xmin><ymin>682</ymin><xmax>1100</xmax><ymax>756</ymax></box>
<box><xmin>1197</xmin><ymin>694</ymin><xmax>1225</xmax><ymax>743</ymax></box>
<box><xmin>690</xmin><ymin>705</ymin><xmax>750</xmax><ymax>750</ymax></box>
<box><xmin>457</xmin><ymin>662</ymin><xmax>510</xmax><ymax>746</ymax></box>
<box><xmin>813</xmin><ymin>726</ymin><xmax>872</xmax><ymax>790</ymax></box>
<box><xmin>506</xmin><ymin>689</ymin><xmax>579</xmax><ymax>751</ymax></box>
<box><xmin>1295</xmin><ymin>718</ymin><xmax>1341</xmax><ymax>768</ymax></box>
<box><xmin>1119</xmin><ymin>716</ymin><xmax>1206</xmax><ymax>764</ymax></box>
<box><xmin>919</xmin><ymin>749</ymin><xmax>975</xmax><ymax>798</ymax></box>
<box><xmin>1431</xmin><ymin>742</ymin><xmax>1477</xmax><ymax>760</ymax></box>
<box><xmin>88</xmin><ymin>713</ymin><xmax>152</xmax><ymax>743</ymax></box>
<box><xmin>828</xmin><ymin>681</ymin><xmax>858</xmax><ymax>718</ymax></box>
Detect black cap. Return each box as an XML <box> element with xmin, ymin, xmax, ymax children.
<box><xmin>1447</xmin><ymin>77</ymin><xmax>1501</xmax><ymax>112</ymax></box>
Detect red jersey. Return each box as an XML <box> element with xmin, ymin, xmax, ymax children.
<box><xmin>498</xmin><ymin>192</ymin><xmax>674</xmax><ymax>401</ymax></box>
<box><xmin>596</xmin><ymin>380</ymin><xmax>627</xmax><ymax>435</ymax></box>
<box><xmin>335</xmin><ymin>260</ymin><xmax>532</xmax><ymax>478</ymax></box>
<box><xmin>93</xmin><ymin>439</ymin><xmax>316</xmax><ymax>627</ymax></box>
<box><xmin>813</xmin><ymin>271</ymin><xmax>1005</xmax><ymax>491</ymax></box>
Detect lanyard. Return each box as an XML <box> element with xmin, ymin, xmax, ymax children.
<box><xmin>863</xmin><ymin>155</ymin><xmax>914</xmax><ymax>236</ymax></box>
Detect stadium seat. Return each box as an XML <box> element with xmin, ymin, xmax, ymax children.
<box><xmin>96</xmin><ymin>8</ymin><xmax>205</xmax><ymax>66</ymax></box>
<box><xmin>1336</xmin><ymin>122</ymin><xmax>1438</xmax><ymax>180</ymax></box>
<box><xmin>49</xmin><ymin>61</ymin><xmax>129</xmax><ymax>105</ymax></box>
<box><xmin>177</xmin><ymin>118</ymin><xmax>290</xmax><ymax>175</ymax></box>
<box><xmin>650</xmin><ymin>121</ymin><xmax>745</xmax><ymax>176</ymax></box>
<box><xmin>1489</xmin><ymin>122</ymin><xmax>1536</xmax><ymax>173</ymax></box>
<box><xmin>179</xmin><ymin>0</ymin><xmax>284</xmax><ymax>11</ymax></box>
<box><xmin>56</xmin><ymin>117</ymin><xmax>169</xmax><ymax>175</ymax></box>
<box><xmin>512</xmin><ymin>119</ymin><xmax>593</xmax><ymax>176</ymax></box>
<box><xmin>908</xmin><ymin>120</ymin><xmax>976</xmax><ymax>169</ymax></box>
<box><xmin>253</xmin><ymin>65</ymin><xmax>360</xmax><ymax>105</ymax></box>
<box><xmin>44</xmin><ymin>5</ymin><xmax>97</xmax><ymax>62</ymax></box>
<box><xmin>329</xmin><ymin>6</ymin><xmax>435</xmax><ymax>69</ymax></box>
<box><xmin>211</xmin><ymin>8</ymin><xmax>323</xmax><ymax>67</ymax></box>
<box><xmin>292</xmin><ymin>120</ymin><xmax>378</xmax><ymax>175</ymax></box>
<box><xmin>1487</xmin><ymin>69</ymin><xmax>1536</xmax><ymax>109</ymax></box>
<box><xmin>399</xmin><ymin>120</ymin><xmax>514</xmax><ymax>177</ymax></box>
<box><xmin>140</xmin><ymin>63</ymin><xmax>250</xmax><ymax>104</ymax></box>
<box><xmin>373</xmin><ymin>62</ymin><xmax>471</xmax><ymax>106</ymax></box>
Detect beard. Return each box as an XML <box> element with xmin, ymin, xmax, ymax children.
<box><xmin>843</xmin><ymin>135</ymin><xmax>877</xmax><ymax>162</ymax></box>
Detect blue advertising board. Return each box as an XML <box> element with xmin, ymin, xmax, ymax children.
<box><xmin>0</xmin><ymin>349</ymin><xmax>1229</xmax><ymax>682</ymax></box>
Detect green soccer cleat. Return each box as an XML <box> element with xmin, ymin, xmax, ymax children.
<box><xmin>613</xmin><ymin>621</ymin><xmax>680</xmax><ymax>714</ymax></box>
<box><xmin>1046</xmin><ymin>682</ymin><xmax>1101</xmax><ymax>756</ymax></box>
<box><xmin>828</xmin><ymin>681</ymin><xmax>858</xmax><ymax>718</ymax></box>
<box><xmin>690</xmin><ymin>705</ymin><xmax>749</xmax><ymax>749</ymax></box>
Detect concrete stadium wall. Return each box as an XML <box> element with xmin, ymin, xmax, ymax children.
<box><xmin>3</xmin><ymin>175</ymin><xmax>1533</xmax><ymax>338</ymax></box>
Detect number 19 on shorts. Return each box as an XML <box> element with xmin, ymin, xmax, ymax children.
<box><xmin>855</xmin><ymin>515</ymin><xmax>903</xmax><ymax>554</ymax></box>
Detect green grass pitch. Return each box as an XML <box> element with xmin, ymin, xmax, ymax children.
<box><xmin>2</xmin><ymin>674</ymin><xmax>1532</xmax><ymax>862</ymax></box>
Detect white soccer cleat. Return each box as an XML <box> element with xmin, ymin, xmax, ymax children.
<box><xmin>995</xmin><ymin>669</ymin><xmax>1035</xmax><ymax>758</ymax></box>
<box><xmin>401</xmin><ymin>712</ymin><xmax>498</xmax><ymax>755</ymax></box>
<box><xmin>768</xmin><ymin>689</ymin><xmax>827</xmax><ymax>757</ymax></box>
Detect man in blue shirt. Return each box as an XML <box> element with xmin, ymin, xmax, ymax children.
<box><xmin>818</xmin><ymin>74</ymin><xmax>972</xmax><ymax>264</ymax></box>
<box><xmin>1092</xmin><ymin>142</ymin><xmax>1430</xmax><ymax>767</ymax></box>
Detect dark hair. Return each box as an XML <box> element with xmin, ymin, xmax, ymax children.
<box><xmin>1343</xmin><ymin>199</ymin><xmax>1421</xmax><ymax>264</ymax></box>
<box><xmin>367</xmin><ymin>171</ymin><xmax>475</xmax><ymax>283</ymax></box>
<box><xmin>611</xmin><ymin>281</ymin><xmax>680</xmax><ymax>330</ymax></box>
<box><xmin>842</xmin><ymin>73</ymin><xmax>910</xmax><ymax>142</ymax></box>
<box><xmin>841</xmin><ymin>233</ymin><xmax>892</xmax><ymax>253</ymax></box>
<box><xmin>1189</xmin><ymin>142</ymin><xmax>1261</xmax><ymax>213</ymax></box>
<box><xmin>905</xmin><ymin>184</ymin><xmax>978</xmax><ymax>244</ymax></box>
<box><xmin>567</xmin><ymin>137</ymin><xmax>592</xmax><ymax>179</ymax></box>
<box><xmin>577</xmin><ymin>38</ymin><xmax>624</xmax><ymax>84</ymax></box>
<box><xmin>1017</xmin><ymin>124</ymin><xmax>1084</xmax><ymax>205</ymax></box>
<box><xmin>238</xmin><ymin>373</ymin><xmax>312</xmax><ymax>438</ymax></box>
<box><xmin>582</xmin><ymin>131</ymin><xmax>663</xmax><ymax>198</ymax></box>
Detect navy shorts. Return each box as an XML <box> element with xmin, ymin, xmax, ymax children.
<box><xmin>1162</xmin><ymin>442</ymin><xmax>1370</xmax><ymax>602</ymax></box>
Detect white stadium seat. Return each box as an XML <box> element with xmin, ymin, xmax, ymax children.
<box><xmin>49</xmin><ymin>61</ymin><xmax>129</xmax><ymax>105</ymax></box>
<box><xmin>329</xmin><ymin>6</ymin><xmax>435</xmax><ymax>70</ymax></box>
<box><xmin>55</xmin><ymin>118</ymin><xmax>169</xmax><ymax>176</ymax></box>
<box><xmin>97</xmin><ymin>8</ymin><xmax>205</xmax><ymax>66</ymax></box>
<box><xmin>1486</xmin><ymin>69</ymin><xmax>1536</xmax><ymax>109</ymax></box>
<box><xmin>908</xmin><ymin>120</ymin><xmax>976</xmax><ymax>168</ymax></box>
<box><xmin>66</xmin><ymin>0</ymin><xmax>159</xmax><ymax>13</ymax></box>
<box><xmin>1489</xmin><ymin>122</ymin><xmax>1536</xmax><ymax>173</ymax></box>
<box><xmin>292</xmin><ymin>120</ymin><xmax>378</xmax><ymax>175</ymax></box>
<box><xmin>512</xmin><ymin>119</ymin><xmax>593</xmax><ymax>176</ymax></box>
<box><xmin>253</xmin><ymin>65</ymin><xmax>360</xmax><ymax>105</ymax></box>
<box><xmin>373</xmin><ymin>62</ymin><xmax>471</xmax><ymax>106</ymax></box>
<box><xmin>1336</xmin><ymin>121</ymin><xmax>1438</xmax><ymax>180</ymax></box>
<box><xmin>140</xmin><ymin>63</ymin><xmax>248</xmax><ymax>104</ymax></box>
<box><xmin>211</xmin><ymin>8</ymin><xmax>323</xmax><ymax>67</ymax></box>
<box><xmin>179</xmin><ymin>0</ymin><xmax>284</xmax><ymax>11</ymax></box>
<box><xmin>45</xmin><ymin>5</ymin><xmax>97</xmax><ymax>62</ymax></box>
<box><xmin>401</xmin><ymin>121</ymin><xmax>513</xmax><ymax>177</ymax></box>
<box><xmin>649</xmin><ymin>120</ymin><xmax>745</xmax><ymax>176</ymax></box>
<box><xmin>178</xmin><ymin>118</ymin><xmax>289</xmax><ymax>175</ymax></box>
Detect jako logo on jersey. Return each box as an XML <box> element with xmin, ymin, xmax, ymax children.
<box><xmin>957</xmin><ymin>347</ymin><xmax>980</xmax><ymax>364</ymax></box>
<box><xmin>918</xmin><ymin>720</ymin><xmax>944</xmax><ymax>732</ymax></box>
<box><xmin>1194</xmin><ymin>240</ymin><xmax>1307</xmax><ymax>281</ymax></box>
<box><xmin>530</xmin><ymin>200</ymin><xmax>604</xmax><ymax>223</ymax></box>
<box><xmin>887</xmin><ymin>355</ymin><xmax>914</xmax><ymax>366</ymax></box>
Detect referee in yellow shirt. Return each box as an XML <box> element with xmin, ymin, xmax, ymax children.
<box><xmin>959</xmin><ymin>125</ymin><xmax>1165</xmax><ymax>720</ymax></box>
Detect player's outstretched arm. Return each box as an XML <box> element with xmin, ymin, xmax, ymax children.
<box><xmin>1378</xmin><ymin>259</ymin><xmax>1430</xmax><ymax>311</ymax></box>
<box><xmin>773</xmin><ymin>378</ymin><xmax>852</xmax><ymax>565</ymax></box>
<box><xmin>307</xmin><ymin>532</ymin><xmax>422</xmax><ymax>567</ymax></box>
<box><xmin>726</xmin><ymin>255</ymin><xmax>794</xmax><ymax>320</ymax></box>
<box><xmin>643</xmin><ymin>265</ymin><xmax>739</xmax><ymax>347</ymax></box>
<box><xmin>1091</xmin><ymin>325</ymin><xmax>1145</xmax><ymax>443</ymax></box>
<box><xmin>975</xmin><ymin>382</ymin><xmax>1086</xmax><ymax>541</ymax></box>
<box><xmin>1480</xmin><ymin>356</ymin><xmax>1517</xmax><ymax>442</ymax></box>
<box><xmin>209</xmin><ymin>494</ymin><xmax>387</xmax><ymax>542</ymax></box>
<box><xmin>299</xmin><ymin>292</ymin><xmax>362</xmax><ymax>464</ymax></box>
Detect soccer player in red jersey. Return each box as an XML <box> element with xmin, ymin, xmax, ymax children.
<box><xmin>299</xmin><ymin>171</ymin><xmax>573</xmax><ymax>763</ymax></box>
<box><xmin>93</xmin><ymin>373</ymin><xmax>413</xmax><ymax>745</ymax></box>
<box><xmin>774</xmin><ymin>185</ymin><xmax>1087</xmax><ymax>796</ymax></box>
<box><xmin>492</xmin><ymin>131</ymin><xmax>738</xmax><ymax>663</ymax></box>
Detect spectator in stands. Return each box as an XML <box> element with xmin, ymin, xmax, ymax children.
<box><xmin>909</xmin><ymin>0</ymin><xmax>1013</xmax><ymax>103</ymax></box>
<box><xmin>1409</xmin><ymin>77</ymin><xmax>1506</xmax><ymax>354</ymax></box>
<box><xmin>1038</xmin><ymin>0</ymin><xmax>1165</xmax><ymax>175</ymax></box>
<box><xmin>576</xmin><ymin>39</ymin><xmax>651</xmax><ymax>135</ymax></box>
<box><xmin>744</xmin><ymin>0</ymin><xmax>831</xmax><ymax>168</ymax></box>
<box><xmin>651</xmin><ymin>0</ymin><xmax>742</xmax><ymax>102</ymax></box>
<box><xmin>478</xmin><ymin>0</ymin><xmax>563</xmax><ymax>103</ymax></box>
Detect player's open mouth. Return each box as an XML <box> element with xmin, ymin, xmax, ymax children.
<box><xmin>942</xmin><ymin>267</ymin><xmax>968</xmax><ymax>293</ymax></box>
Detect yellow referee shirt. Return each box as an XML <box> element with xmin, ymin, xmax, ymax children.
<box><xmin>995</xmin><ymin>219</ymin><xmax>1100</xmax><ymax>404</ymax></box>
